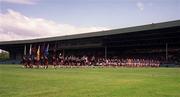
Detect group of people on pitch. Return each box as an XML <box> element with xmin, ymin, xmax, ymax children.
<box><xmin>22</xmin><ymin>54</ymin><xmax>161</xmax><ymax>68</ymax></box>
<box><xmin>96</xmin><ymin>58</ymin><xmax>160</xmax><ymax>67</ymax></box>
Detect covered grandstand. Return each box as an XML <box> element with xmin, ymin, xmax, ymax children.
<box><xmin>0</xmin><ymin>20</ymin><xmax>180</xmax><ymax>66</ymax></box>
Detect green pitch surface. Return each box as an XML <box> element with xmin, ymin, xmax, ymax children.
<box><xmin>0</xmin><ymin>65</ymin><xmax>180</xmax><ymax>97</ymax></box>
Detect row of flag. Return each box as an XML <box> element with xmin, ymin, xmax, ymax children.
<box><xmin>24</xmin><ymin>44</ymin><xmax>49</xmax><ymax>60</ymax></box>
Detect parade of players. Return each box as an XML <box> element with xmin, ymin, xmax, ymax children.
<box><xmin>22</xmin><ymin>44</ymin><xmax>161</xmax><ymax>68</ymax></box>
<box><xmin>22</xmin><ymin>54</ymin><xmax>161</xmax><ymax>68</ymax></box>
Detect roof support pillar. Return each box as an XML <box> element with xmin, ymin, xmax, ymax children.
<box><xmin>63</xmin><ymin>49</ymin><xmax>65</xmax><ymax>57</ymax></box>
<box><xmin>166</xmin><ymin>43</ymin><xmax>168</xmax><ymax>61</ymax></box>
<box><xmin>105</xmin><ymin>46</ymin><xmax>107</xmax><ymax>59</ymax></box>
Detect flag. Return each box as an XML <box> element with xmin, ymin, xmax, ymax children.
<box><xmin>44</xmin><ymin>44</ymin><xmax>49</xmax><ymax>57</ymax></box>
<box><xmin>37</xmin><ymin>45</ymin><xmax>40</xmax><ymax>61</ymax></box>
<box><xmin>24</xmin><ymin>45</ymin><xmax>26</xmax><ymax>56</ymax></box>
<box><xmin>29</xmin><ymin>44</ymin><xmax>32</xmax><ymax>55</ymax></box>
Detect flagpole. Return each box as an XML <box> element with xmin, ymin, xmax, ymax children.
<box><xmin>37</xmin><ymin>45</ymin><xmax>40</xmax><ymax>61</ymax></box>
<box><xmin>24</xmin><ymin>45</ymin><xmax>26</xmax><ymax>56</ymax></box>
<box><xmin>29</xmin><ymin>44</ymin><xmax>32</xmax><ymax>56</ymax></box>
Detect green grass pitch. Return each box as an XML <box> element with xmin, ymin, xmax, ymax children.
<box><xmin>0</xmin><ymin>65</ymin><xmax>180</xmax><ymax>97</ymax></box>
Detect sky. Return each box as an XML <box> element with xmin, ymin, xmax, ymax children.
<box><xmin>0</xmin><ymin>0</ymin><xmax>180</xmax><ymax>41</ymax></box>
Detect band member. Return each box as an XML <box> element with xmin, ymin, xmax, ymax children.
<box><xmin>90</xmin><ymin>56</ymin><xmax>96</xmax><ymax>66</ymax></box>
<box><xmin>80</xmin><ymin>56</ymin><xmax>86</xmax><ymax>66</ymax></box>
<box><xmin>76</xmin><ymin>57</ymin><xmax>81</xmax><ymax>66</ymax></box>
<box><xmin>52</xmin><ymin>55</ymin><xmax>57</xmax><ymax>68</ymax></box>
<box><xmin>22</xmin><ymin>56</ymin><xmax>28</xmax><ymax>68</ymax></box>
<box><xmin>27</xmin><ymin>57</ymin><xmax>33</xmax><ymax>68</ymax></box>
<box><xmin>44</xmin><ymin>56</ymin><xmax>48</xmax><ymax>69</ymax></box>
<box><xmin>58</xmin><ymin>53</ymin><xmax>64</xmax><ymax>67</ymax></box>
<box><xmin>40</xmin><ymin>56</ymin><xmax>45</xmax><ymax>67</ymax></box>
<box><xmin>84</xmin><ymin>56</ymin><xmax>89</xmax><ymax>66</ymax></box>
<box><xmin>34</xmin><ymin>56</ymin><xmax>40</xmax><ymax>68</ymax></box>
<box><xmin>56</xmin><ymin>57</ymin><xmax>60</xmax><ymax>67</ymax></box>
<box><xmin>64</xmin><ymin>56</ymin><xmax>68</xmax><ymax>66</ymax></box>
